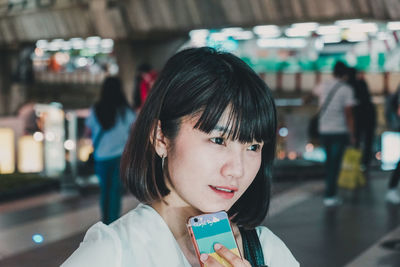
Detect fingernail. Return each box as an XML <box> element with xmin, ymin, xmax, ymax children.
<box><xmin>214</xmin><ymin>243</ymin><xmax>222</xmax><ymax>250</ymax></box>
<box><xmin>200</xmin><ymin>254</ymin><xmax>209</xmax><ymax>262</ymax></box>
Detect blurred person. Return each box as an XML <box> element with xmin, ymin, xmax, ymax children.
<box><xmin>85</xmin><ymin>77</ymin><xmax>136</xmax><ymax>224</ymax></box>
<box><xmin>385</xmin><ymin>83</ymin><xmax>400</xmax><ymax>131</ymax></box>
<box><xmin>62</xmin><ymin>47</ymin><xmax>299</xmax><ymax>267</ymax></box>
<box><xmin>347</xmin><ymin>67</ymin><xmax>376</xmax><ymax>173</ymax></box>
<box><xmin>17</xmin><ymin>101</ymin><xmax>40</xmax><ymax>134</ymax></box>
<box><xmin>133</xmin><ymin>63</ymin><xmax>157</xmax><ymax>111</ymax></box>
<box><xmin>386</xmin><ymin>84</ymin><xmax>400</xmax><ymax>204</ymax></box>
<box><xmin>313</xmin><ymin>61</ymin><xmax>356</xmax><ymax>207</ymax></box>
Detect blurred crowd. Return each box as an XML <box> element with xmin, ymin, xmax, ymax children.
<box><xmin>312</xmin><ymin>60</ymin><xmax>400</xmax><ymax>206</ymax></box>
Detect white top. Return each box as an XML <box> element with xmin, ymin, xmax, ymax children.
<box><xmin>313</xmin><ymin>78</ymin><xmax>355</xmax><ymax>134</ymax></box>
<box><xmin>85</xmin><ymin>107</ymin><xmax>136</xmax><ymax>160</ymax></box>
<box><xmin>61</xmin><ymin>204</ymin><xmax>299</xmax><ymax>267</ymax></box>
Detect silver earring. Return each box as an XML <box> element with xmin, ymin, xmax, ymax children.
<box><xmin>161</xmin><ymin>155</ymin><xmax>165</xmax><ymax>169</ymax></box>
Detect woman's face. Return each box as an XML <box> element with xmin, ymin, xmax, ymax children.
<box><xmin>163</xmin><ymin>111</ymin><xmax>263</xmax><ymax>213</ymax></box>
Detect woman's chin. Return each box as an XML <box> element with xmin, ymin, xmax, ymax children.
<box><xmin>197</xmin><ymin>203</ymin><xmax>233</xmax><ymax>214</ymax></box>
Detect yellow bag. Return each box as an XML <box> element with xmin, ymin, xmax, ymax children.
<box><xmin>338</xmin><ymin>148</ymin><xmax>366</xmax><ymax>190</ymax></box>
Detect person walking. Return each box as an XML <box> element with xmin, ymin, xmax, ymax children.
<box><xmin>347</xmin><ymin>67</ymin><xmax>376</xmax><ymax>173</ymax></box>
<box><xmin>132</xmin><ymin>63</ymin><xmax>157</xmax><ymax>111</ymax></box>
<box><xmin>386</xmin><ymin>84</ymin><xmax>400</xmax><ymax>204</ymax></box>
<box><xmin>86</xmin><ymin>77</ymin><xmax>136</xmax><ymax>224</ymax></box>
<box><xmin>313</xmin><ymin>61</ymin><xmax>356</xmax><ymax>207</ymax></box>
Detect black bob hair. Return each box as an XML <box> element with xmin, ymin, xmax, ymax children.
<box><xmin>121</xmin><ymin>47</ymin><xmax>277</xmax><ymax>228</ymax></box>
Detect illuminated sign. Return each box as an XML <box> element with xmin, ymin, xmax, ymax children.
<box><xmin>0</xmin><ymin>128</ymin><xmax>15</xmax><ymax>174</ymax></box>
<box><xmin>381</xmin><ymin>132</ymin><xmax>400</xmax><ymax>171</ymax></box>
<box><xmin>35</xmin><ymin>103</ymin><xmax>66</xmax><ymax>176</ymax></box>
<box><xmin>18</xmin><ymin>135</ymin><xmax>43</xmax><ymax>173</ymax></box>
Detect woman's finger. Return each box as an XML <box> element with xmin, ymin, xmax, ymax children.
<box><xmin>200</xmin><ymin>253</ymin><xmax>221</xmax><ymax>266</ymax></box>
<box><xmin>212</xmin><ymin>243</ymin><xmax>251</xmax><ymax>267</ymax></box>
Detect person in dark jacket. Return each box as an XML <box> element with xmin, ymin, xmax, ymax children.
<box><xmin>347</xmin><ymin>67</ymin><xmax>376</xmax><ymax>173</ymax></box>
<box><xmin>386</xmin><ymin>84</ymin><xmax>400</xmax><ymax>204</ymax></box>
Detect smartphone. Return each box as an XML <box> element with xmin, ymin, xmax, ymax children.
<box><xmin>187</xmin><ymin>211</ymin><xmax>241</xmax><ymax>267</ymax></box>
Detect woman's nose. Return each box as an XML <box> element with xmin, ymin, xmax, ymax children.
<box><xmin>221</xmin><ymin>149</ymin><xmax>244</xmax><ymax>179</ymax></box>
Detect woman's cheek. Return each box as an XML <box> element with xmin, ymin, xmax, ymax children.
<box><xmin>247</xmin><ymin>153</ymin><xmax>262</xmax><ymax>170</ymax></box>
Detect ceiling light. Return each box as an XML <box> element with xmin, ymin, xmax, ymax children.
<box><xmin>387</xmin><ymin>21</ymin><xmax>400</xmax><ymax>31</ymax></box>
<box><xmin>189</xmin><ymin>29</ymin><xmax>209</xmax><ymax>38</ymax></box>
<box><xmin>349</xmin><ymin>23</ymin><xmax>378</xmax><ymax>33</ymax></box>
<box><xmin>257</xmin><ymin>38</ymin><xmax>307</xmax><ymax>48</ymax></box>
<box><xmin>322</xmin><ymin>35</ymin><xmax>342</xmax><ymax>44</ymax></box>
<box><xmin>221</xmin><ymin>27</ymin><xmax>244</xmax><ymax>34</ymax></box>
<box><xmin>231</xmin><ymin>31</ymin><xmax>254</xmax><ymax>40</ymax></box>
<box><xmin>335</xmin><ymin>19</ymin><xmax>363</xmax><ymax>28</ymax></box>
<box><xmin>285</xmin><ymin>27</ymin><xmax>312</xmax><ymax>37</ymax></box>
<box><xmin>253</xmin><ymin>25</ymin><xmax>281</xmax><ymax>38</ymax></box>
<box><xmin>317</xmin><ymin>25</ymin><xmax>340</xmax><ymax>35</ymax></box>
<box><xmin>291</xmin><ymin>22</ymin><xmax>319</xmax><ymax>31</ymax></box>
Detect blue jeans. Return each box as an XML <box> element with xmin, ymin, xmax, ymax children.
<box><xmin>320</xmin><ymin>134</ymin><xmax>349</xmax><ymax>198</ymax></box>
<box><xmin>95</xmin><ymin>156</ymin><xmax>122</xmax><ymax>224</ymax></box>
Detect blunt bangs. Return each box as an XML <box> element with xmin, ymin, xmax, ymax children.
<box><xmin>193</xmin><ymin>64</ymin><xmax>276</xmax><ymax>145</ymax></box>
<box><xmin>158</xmin><ymin>47</ymin><xmax>276</xmax><ymax>145</ymax></box>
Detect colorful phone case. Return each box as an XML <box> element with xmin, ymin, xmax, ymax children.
<box><xmin>187</xmin><ymin>211</ymin><xmax>241</xmax><ymax>267</ymax></box>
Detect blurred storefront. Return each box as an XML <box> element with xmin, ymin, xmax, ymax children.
<box><xmin>0</xmin><ymin>103</ymin><xmax>65</xmax><ymax>175</ymax></box>
<box><xmin>181</xmin><ymin>19</ymin><xmax>400</xmax><ymax>166</ymax></box>
<box><xmin>1</xmin><ymin>16</ymin><xmax>400</xmax><ymax>195</ymax></box>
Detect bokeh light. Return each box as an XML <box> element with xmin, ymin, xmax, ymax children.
<box><xmin>279</xmin><ymin>127</ymin><xmax>289</xmax><ymax>137</ymax></box>
<box><xmin>32</xmin><ymin>234</ymin><xmax>44</xmax><ymax>244</ymax></box>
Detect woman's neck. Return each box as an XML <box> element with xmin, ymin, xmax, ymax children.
<box><xmin>151</xmin><ymin>199</ymin><xmax>202</xmax><ymax>266</ymax></box>
<box><xmin>151</xmin><ymin>199</ymin><xmax>199</xmax><ymax>240</ymax></box>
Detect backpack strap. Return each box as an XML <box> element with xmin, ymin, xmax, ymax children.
<box><xmin>317</xmin><ymin>81</ymin><xmax>343</xmax><ymax>118</ymax></box>
<box><xmin>239</xmin><ymin>227</ymin><xmax>267</xmax><ymax>267</ymax></box>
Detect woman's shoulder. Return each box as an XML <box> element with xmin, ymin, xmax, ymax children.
<box><xmin>255</xmin><ymin>225</ymin><xmax>300</xmax><ymax>267</ymax></box>
<box><xmin>61</xmin><ymin>222</ymin><xmax>122</xmax><ymax>267</ymax></box>
<box><xmin>61</xmin><ymin>204</ymin><xmax>167</xmax><ymax>267</ymax></box>
<box><xmin>62</xmin><ymin>204</ymin><xmax>152</xmax><ymax>267</ymax></box>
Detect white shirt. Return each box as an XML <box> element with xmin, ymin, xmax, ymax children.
<box><xmin>85</xmin><ymin>107</ymin><xmax>136</xmax><ymax>160</ymax></box>
<box><xmin>313</xmin><ymin>78</ymin><xmax>355</xmax><ymax>134</ymax></box>
<box><xmin>61</xmin><ymin>204</ymin><xmax>299</xmax><ymax>267</ymax></box>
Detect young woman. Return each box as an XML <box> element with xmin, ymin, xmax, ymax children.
<box><xmin>85</xmin><ymin>76</ymin><xmax>136</xmax><ymax>224</ymax></box>
<box><xmin>63</xmin><ymin>47</ymin><xmax>299</xmax><ymax>267</ymax></box>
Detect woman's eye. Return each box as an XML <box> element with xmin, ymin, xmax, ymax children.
<box><xmin>210</xmin><ymin>137</ymin><xmax>225</xmax><ymax>145</ymax></box>
<box><xmin>248</xmin><ymin>144</ymin><xmax>261</xmax><ymax>152</ymax></box>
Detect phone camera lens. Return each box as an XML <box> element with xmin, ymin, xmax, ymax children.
<box><xmin>194</xmin><ymin>218</ymin><xmax>198</xmax><ymax>223</ymax></box>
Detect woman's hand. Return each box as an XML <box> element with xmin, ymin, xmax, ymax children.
<box><xmin>200</xmin><ymin>244</ymin><xmax>251</xmax><ymax>267</ymax></box>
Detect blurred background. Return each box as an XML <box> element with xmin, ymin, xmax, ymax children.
<box><xmin>0</xmin><ymin>0</ymin><xmax>400</xmax><ymax>266</ymax></box>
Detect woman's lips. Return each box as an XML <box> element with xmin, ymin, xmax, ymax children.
<box><xmin>209</xmin><ymin>185</ymin><xmax>238</xmax><ymax>199</ymax></box>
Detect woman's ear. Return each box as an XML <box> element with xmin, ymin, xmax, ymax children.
<box><xmin>152</xmin><ymin>120</ymin><xmax>168</xmax><ymax>158</ymax></box>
